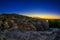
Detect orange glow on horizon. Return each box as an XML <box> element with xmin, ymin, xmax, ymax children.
<box><xmin>24</xmin><ymin>14</ymin><xmax>60</xmax><ymax>19</ymax></box>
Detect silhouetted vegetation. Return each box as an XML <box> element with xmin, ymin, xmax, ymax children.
<box><xmin>48</xmin><ymin>20</ymin><xmax>60</xmax><ymax>28</ymax></box>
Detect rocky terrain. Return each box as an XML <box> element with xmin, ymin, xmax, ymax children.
<box><xmin>0</xmin><ymin>14</ymin><xmax>60</xmax><ymax>40</ymax></box>
<box><xmin>0</xmin><ymin>14</ymin><xmax>49</xmax><ymax>31</ymax></box>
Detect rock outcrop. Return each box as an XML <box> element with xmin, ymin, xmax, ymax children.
<box><xmin>0</xmin><ymin>28</ymin><xmax>60</xmax><ymax>40</ymax></box>
<box><xmin>0</xmin><ymin>14</ymin><xmax>60</xmax><ymax>40</ymax></box>
<box><xmin>0</xmin><ymin>14</ymin><xmax>49</xmax><ymax>31</ymax></box>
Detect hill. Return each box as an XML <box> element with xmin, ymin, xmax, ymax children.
<box><xmin>0</xmin><ymin>14</ymin><xmax>49</xmax><ymax>31</ymax></box>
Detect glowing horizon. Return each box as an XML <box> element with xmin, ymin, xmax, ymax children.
<box><xmin>22</xmin><ymin>14</ymin><xmax>60</xmax><ymax>19</ymax></box>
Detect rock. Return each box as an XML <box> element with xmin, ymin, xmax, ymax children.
<box><xmin>50</xmin><ymin>28</ymin><xmax>60</xmax><ymax>40</ymax></box>
<box><xmin>0</xmin><ymin>30</ymin><xmax>57</xmax><ymax>40</ymax></box>
<box><xmin>0</xmin><ymin>14</ymin><xmax>60</xmax><ymax>40</ymax></box>
<box><xmin>18</xmin><ymin>23</ymin><xmax>36</xmax><ymax>31</ymax></box>
<box><xmin>41</xmin><ymin>20</ymin><xmax>49</xmax><ymax>30</ymax></box>
<box><xmin>30</xmin><ymin>19</ymin><xmax>49</xmax><ymax>31</ymax></box>
<box><xmin>0</xmin><ymin>14</ymin><xmax>49</xmax><ymax>31</ymax></box>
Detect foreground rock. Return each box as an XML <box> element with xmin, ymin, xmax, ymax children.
<box><xmin>50</xmin><ymin>28</ymin><xmax>60</xmax><ymax>40</ymax></box>
<box><xmin>0</xmin><ymin>28</ymin><xmax>60</xmax><ymax>40</ymax></box>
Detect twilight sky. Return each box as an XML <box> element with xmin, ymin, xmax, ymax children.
<box><xmin>0</xmin><ymin>0</ymin><xmax>60</xmax><ymax>19</ymax></box>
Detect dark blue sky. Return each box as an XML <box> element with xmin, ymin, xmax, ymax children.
<box><xmin>0</xmin><ymin>0</ymin><xmax>60</xmax><ymax>16</ymax></box>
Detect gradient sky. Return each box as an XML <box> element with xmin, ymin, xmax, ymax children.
<box><xmin>0</xmin><ymin>0</ymin><xmax>60</xmax><ymax>19</ymax></box>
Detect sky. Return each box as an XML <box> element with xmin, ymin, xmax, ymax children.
<box><xmin>0</xmin><ymin>0</ymin><xmax>60</xmax><ymax>19</ymax></box>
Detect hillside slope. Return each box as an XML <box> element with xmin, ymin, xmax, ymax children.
<box><xmin>0</xmin><ymin>14</ymin><xmax>49</xmax><ymax>31</ymax></box>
